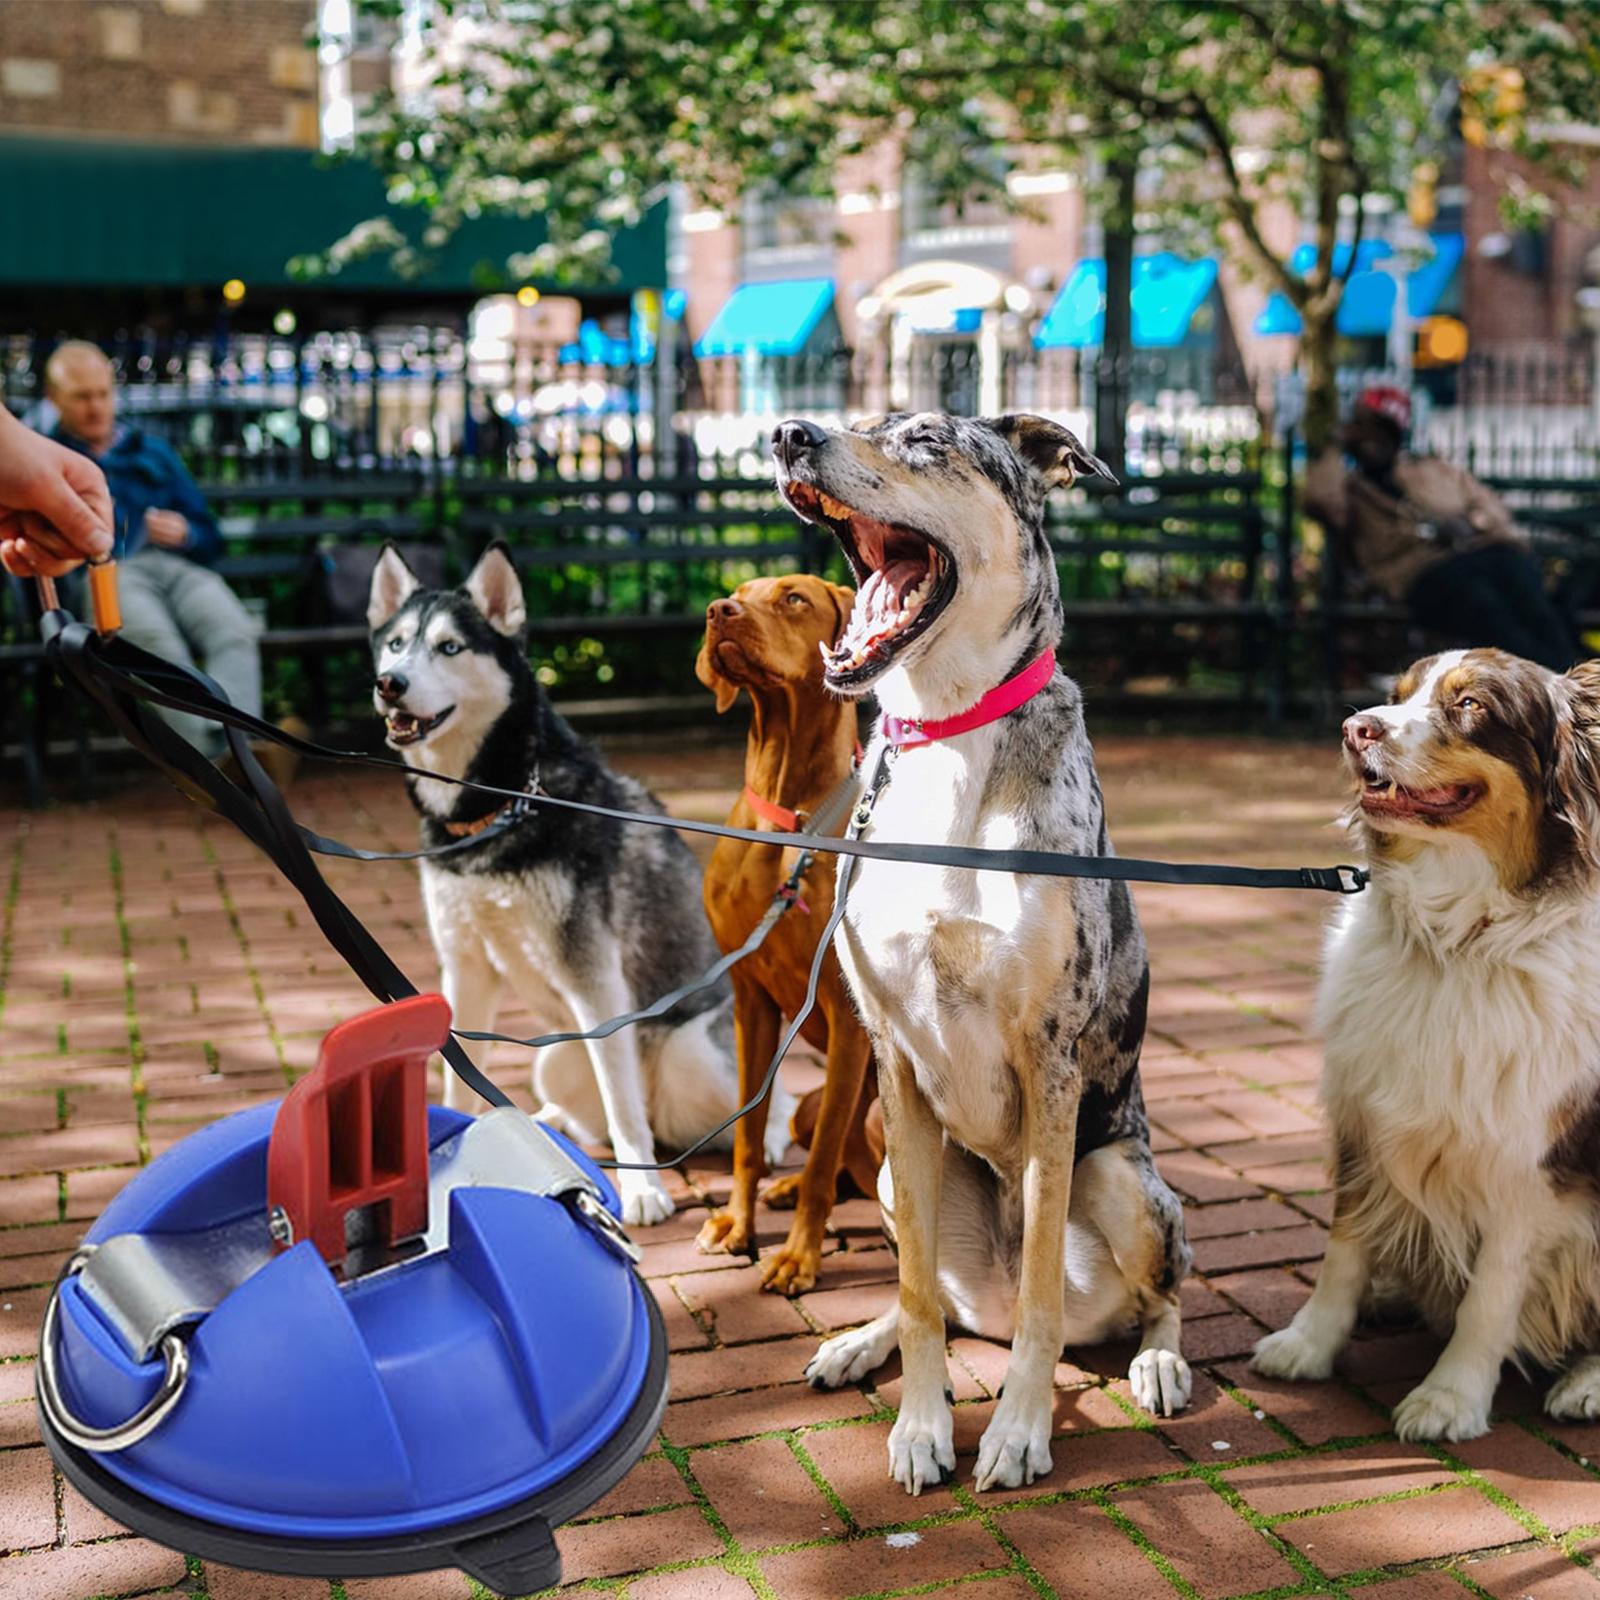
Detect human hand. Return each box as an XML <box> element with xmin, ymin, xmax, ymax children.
<box><xmin>144</xmin><ymin>508</ymin><xmax>190</xmax><ymax>549</ymax></box>
<box><xmin>0</xmin><ymin>410</ymin><xmax>114</xmax><ymax>577</ymax></box>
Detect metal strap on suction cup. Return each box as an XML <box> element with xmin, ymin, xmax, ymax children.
<box><xmin>423</xmin><ymin>1109</ymin><xmax>641</xmax><ymax>1263</ymax></box>
<box><xmin>37</xmin><ymin>1248</ymin><xmax>192</xmax><ymax>1455</ymax></box>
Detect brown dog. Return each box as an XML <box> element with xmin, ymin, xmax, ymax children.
<box><xmin>694</xmin><ymin>574</ymin><xmax>879</xmax><ymax>1294</ymax></box>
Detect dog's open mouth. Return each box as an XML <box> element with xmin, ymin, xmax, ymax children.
<box><xmin>1357</xmin><ymin>763</ymin><xmax>1482</xmax><ymax>820</ymax></box>
<box><xmin>783</xmin><ymin>482</ymin><xmax>955</xmax><ymax>686</ymax></box>
<box><xmin>385</xmin><ymin>706</ymin><xmax>454</xmax><ymax>747</ymax></box>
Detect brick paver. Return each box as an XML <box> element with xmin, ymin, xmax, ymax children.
<box><xmin>3</xmin><ymin>735</ymin><xmax>1598</xmax><ymax>1599</ymax></box>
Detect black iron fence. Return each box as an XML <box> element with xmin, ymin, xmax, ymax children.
<box><xmin>1337</xmin><ymin>344</ymin><xmax>1599</xmax><ymax>478</ymax></box>
<box><xmin>4</xmin><ymin>328</ymin><xmax>1267</xmax><ymax>482</ymax></box>
<box><xmin>3</xmin><ymin>320</ymin><xmax>1599</xmax><ymax>790</ymax></box>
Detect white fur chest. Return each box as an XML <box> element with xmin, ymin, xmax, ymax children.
<box><xmin>838</xmin><ymin>737</ymin><xmax>1073</xmax><ymax>1165</ymax></box>
<box><xmin>420</xmin><ymin>861</ymin><xmax>573</xmax><ymax>1014</ymax></box>
<box><xmin>1320</xmin><ymin>872</ymin><xmax>1600</xmax><ymax>1226</ymax></box>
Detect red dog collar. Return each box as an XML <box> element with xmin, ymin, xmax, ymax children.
<box><xmin>743</xmin><ymin>743</ymin><xmax>865</xmax><ymax>831</ymax></box>
<box><xmin>742</xmin><ymin>786</ymin><xmax>803</xmax><ymax>831</ymax></box>
<box><xmin>882</xmin><ymin>650</ymin><xmax>1056</xmax><ymax>748</ymax></box>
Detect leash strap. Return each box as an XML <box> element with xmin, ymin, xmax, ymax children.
<box><xmin>43</xmin><ymin>613</ymin><xmax>518</xmax><ymax>1115</ymax></box>
<box><xmin>40</xmin><ymin>617</ymin><xmax>875</xmax><ymax>1149</ymax></box>
<box><xmin>58</xmin><ymin>633</ymin><xmax>1368</xmax><ymax>895</ymax></box>
<box><xmin>36</xmin><ymin>615</ymin><xmax>1369</xmax><ymax>1170</ymax></box>
<box><xmin>604</xmin><ymin>747</ymin><xmax>880</xmax><ymax>1170</ymax></box>
<box><xmin>298</xmin><ymin>798</ymin><xmax>533</xmax><ymax>863</ymax></box>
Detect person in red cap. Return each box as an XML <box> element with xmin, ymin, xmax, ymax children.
<box><xmin>1305</xmin><ymin>385</ymin><xmax>1577</xmax><ymax>669</ymax></box>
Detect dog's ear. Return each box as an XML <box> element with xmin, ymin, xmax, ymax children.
<box><xmin>695</xmin><ymin>633</ymin><xmax>740</xmax><ymax>714</ymax></box>
<box><xmin>983</xmin><ymin>414</ymin><xmax>1118</xmax><ymax>489</ymax></box>
<box><xmin>825</xmin><ymin>581</ymin><xmax>856</xmax><ymax>645</ymax></box>
<box><xmin>464</xmin><ymin>542</ymin><xmax>527</xmax><ymax>637</ymax></box>
<box><xmin>1550</xmin><ymin>659</ymin><xmax>1600</xmax><ymax>865</ymax></box>
<box><xmin>368</xmin><ymin>543</ymin><xmax>421</xmax><ymax>630</ymax></box>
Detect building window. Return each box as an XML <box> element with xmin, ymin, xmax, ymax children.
<box><xmin>743</xmin><ymin>186</ymin><xmax>835</xmax><ymax>256</ymax></box>
<box><xmin>901</xmin><ymin>140</ymin><xmax>1012</xmax><ymax>242</ymax></box>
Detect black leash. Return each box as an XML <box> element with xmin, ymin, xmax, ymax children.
<box><xmin>59</xmin><ymin>627</ymin><xmax>1371</xmax><ymax>897</ymax></box>
<box><xmin>454</xmin><ymin>757</ymin><xmax>862</xmax><ymax>1057</ymax></box>
<box><xmin>583</xmin><ymin>760</ymin><xmax>871</xmax><ymax>1170</ymax></box>
<box><xmin>44</xmin><ymin>612</ymin><xmax>516</xmax><ymax>1114</ymax></box>
<box><xmin>38</xmin><ymin>611</ymin><xmax>1368</xmax><ymax>1172</ymax></box>
<box><xmin>43</xmin><ymin>612</ymin><xmax>872</xmax><ymax>1164</ymax></box>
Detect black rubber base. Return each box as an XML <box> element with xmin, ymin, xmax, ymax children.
<box><xmin>41</xmin><ymin>1286</ymin><xmax>668</xmax><ymax>1597</ymax></box>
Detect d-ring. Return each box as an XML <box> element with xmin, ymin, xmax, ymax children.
<box><xmin>573</xmin><ymin>1191</ymin><xmax>643</xmax><ymax>1264</ymax></box>
<box><xmin>36</xmin><ymin>1249</ymin><xmax>190</xmax><ymax>1454</ymax></box>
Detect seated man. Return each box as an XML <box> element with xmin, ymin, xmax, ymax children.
<box><xmin>1305</xmin><ymin>385</ymin><xmax>1577</xmax><ymax>671</ymax></box>
<box><xmin>45</xmin><ymin>341</ymin><xmax>298</xmax><ymax>772</ymax></box>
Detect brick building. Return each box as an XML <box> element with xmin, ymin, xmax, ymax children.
<box><xmin>1460</xmin><ymin>143</ymin><xmax>1600</xmax><ymax>356</ymax></box>
<box><xmin>673</xmin><ymin>142</ymin><xmax>1256</xmax><ymax>419</ymax></box>
<box><xmin>0</xmin><ymin>0</ymin><xmax>321</xmax><ymax>148</ymax></box>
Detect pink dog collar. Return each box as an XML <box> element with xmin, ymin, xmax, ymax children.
<box><xmin>881</xmin><ymin>650</ymin><xmax>1056</xmax><ymax>748</ymax></box>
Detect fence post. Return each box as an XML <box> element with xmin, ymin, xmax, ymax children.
<box><xmin>1272</xmin><ymin>427</ymin><xmax>1298</xmax><ymax>727</ymax></box>
<box><xmin>653</xmin><ymin>315</ymin><xmax>679</xmax><ymax>482</ymax></box>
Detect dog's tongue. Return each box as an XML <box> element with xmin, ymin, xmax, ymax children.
<box><xmin>829</xmin><ymin>562</ymin><xmax>935</xmax><ymax>670</ymax></box>
<box><xmin>1365</xmin><ymin>779</ymin><xmax>1473</xmax><ymax>814</ymax></box>
<box><xmin>1407</xmin><ymin>784</ymin><xmax>1467</xmax><ymax>807</ymax></box>
<box><xmin>881</xmin><ymin>558</ymin><xmax>926</xmax><ymax>603</ymax></box>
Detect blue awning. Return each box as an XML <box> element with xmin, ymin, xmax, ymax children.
<box><xmin>694</xmin><ymin>278</ymin><xmax>835</xmax><ymax>358</ymax></box>
<box><xmin>1035</xmin><ymin>253</ymin><xmax>1219</xmax><ymax>351</ymax></box>
<box><xmin>558</xmin><ymin>296</ymin><xmax>667</xmax><ymax>366</ymax></box>
<box><xmin>1254</xmin><ymin>232</ymin><xmax>1464</xmax><ymax>338</ymax></box>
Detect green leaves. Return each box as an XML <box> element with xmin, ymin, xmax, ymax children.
<box><xmin>339</xmin><ymin>0</ymin><xmax>1597</xmax><ymax>298</ymax></box>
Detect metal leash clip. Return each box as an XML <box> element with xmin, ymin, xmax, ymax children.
<box><xmin>36</xmin><ymin>556</ymin><xmax>121</xmax><ymax>638</ymax></box>
<box><xmin>850</xmin><ymin>745</ymin><xmax>896</xmax><ymax>836</ymax></box>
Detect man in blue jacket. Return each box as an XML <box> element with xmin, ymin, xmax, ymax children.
<box><xmin>46</xmin><ymin>341</ymin><xmax>263</xmax><ymax>760</ymax></box>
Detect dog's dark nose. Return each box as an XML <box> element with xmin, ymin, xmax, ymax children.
<box><xmin>1343</xmin><ymin>714</ymin><xmax>1387</xmax><ymax>751</ymax></box>
<box><xmin>708</xmin><ymin>597</ymin><xmax>743</xmax><ymax>622</ymax></box>
<box><xmin>772</xmin><ymin>419</ymin><xmax>826</xmax><ymax>467</ymax></box>
<box><xmin>376</xmin><ymin>672</ymin><xmax>409</xmax><ymax>704</ymax></box>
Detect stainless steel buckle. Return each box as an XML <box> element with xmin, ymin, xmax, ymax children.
<box><xmin>37</xmin><ymin>1248</ymin><xmax>192</xmax><ymax>1455</ymax></box>
<box><xmin>422</xmin><ymin>1109</ymin><xmax>641</xmax><ymax>1263</ymax></box>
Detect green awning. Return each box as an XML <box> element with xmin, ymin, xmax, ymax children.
<box><xmin>0</xmin><ymin>136</ymin><xmax>665</xmax><ymax>298</ymax></box>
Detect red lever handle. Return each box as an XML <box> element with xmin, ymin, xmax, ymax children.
<box><xmin>266</xmin><ymin>994</ymin><xmax>450</xmax><ymax>1267</ymax></box>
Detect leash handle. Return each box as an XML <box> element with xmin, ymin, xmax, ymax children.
<box><xmin>88</xmin><ymin>560</ymin><xmax>120</xmax><ymax>635</ymax></box>
<box><xmin>33</xmin><ymin>560</ymin><xmax>120</xmax><ymax>637</ymax></box>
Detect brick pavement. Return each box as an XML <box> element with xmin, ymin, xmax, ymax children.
<box><xmin>2</xmin><ymin>734</ymin><xmax>1598</xmax><ymax>1599</ymax></box>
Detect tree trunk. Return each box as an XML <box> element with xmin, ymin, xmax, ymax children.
<box><xmin>1095</xmin><ymin>152</ymin><xmax>1137</xmax><ymax>480</ymax></box>
<box><xmin>1300</xmin><ymin>303</ymin><xmax>1340</xmax><ymax>453</ymax></box>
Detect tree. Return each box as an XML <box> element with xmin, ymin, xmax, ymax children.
<box><xmin>340</xmin><ymin>0</ymin><xmax>1600</xmax><ymax>447</ymax></box>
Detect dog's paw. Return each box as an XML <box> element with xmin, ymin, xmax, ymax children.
<box><xmin>1545</xmin><ymin>1358</ymin><xmax>1600</xmax><ymax>1421</ymax></box>
<box><xmin>759</xmin><ymin>1235</ymin><xmax>821</xmax><ymax>1297</ymax></box>
<box><xmin>805</xmin><ymin>1320</ymin><xmax>895</xmax><ymax>1390</ymax></box>
<box><xmin>619</xmin><ymin>1174</ymin><xmax>675</xmax><ymax>1227</ymax></box>
<box><xmin>888</xmin><ymin>1401</ymin><xmax>955</xmax><ymax>1496</ymax></box>
<box><xmin>1129</xmin><ymin>1348</ymin><xmax>1193</xmax><ymax>1417</ymax></box>
<box><xmin>760</xmin><ymin>1173</ymin><xmax>803</xmax><ymax>1211</ymax></box>
<box><xmin>973</xmin><ymin>1394</ymin><xmax>1053</xmax><ymax>1492</ymax></box>
<box><xmin>1251</xmin><ymin>1325</ymin><xmax>1337</xmax><ymax>1382</ymax></box>
<box><xmin>695</xmin><ymin>1207</ymin><xmax>752</xmax><ymax>1257</ymax></box>
<box><xmin>1393</xmin><ymin>1376</ymin><xmax>1492</xmax><ymax>1442</ymax></box>
<box><xmin>764</xmin><ymin>1126</ymin><xmax>794</xmax><ymax>1170</ymax></box>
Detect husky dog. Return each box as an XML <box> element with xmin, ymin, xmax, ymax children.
<box><xmin>1255</xmin><ymin>649</ymin><xmax>1600</xmax><ymax>1440</ymax></box>
<box><xmin>367</xmin><ymin>542</ymin><xmax>791</xmax><ymax>1225</ymax></box>
<box><xmin>774</xmin><ymin>413</ymin><xmax>1193</xmax><ymax>1496</ymax></box>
